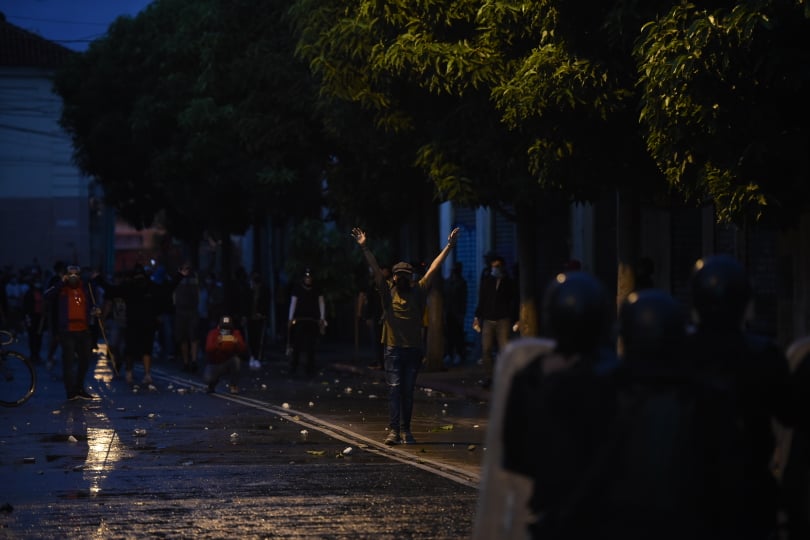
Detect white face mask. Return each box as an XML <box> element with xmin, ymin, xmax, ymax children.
<box><xmin>490</xmin><ymin>267</ymin><xmax>503</xmax><ymax>278</ymax></box>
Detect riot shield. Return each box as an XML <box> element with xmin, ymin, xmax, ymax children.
<box><xmin>775</xmin><ymin>336</ymin><xmax>810</xmax><ymax>480</ymax></box>
<box><xmin>472</xmin><ymin>337</ymin><xmax>555</xmax><ymax>540</ymax></box>
<box><xmin>778</xmin><ymin>336</ymin><xmax>810</xmax><ymax>536</ymax></box>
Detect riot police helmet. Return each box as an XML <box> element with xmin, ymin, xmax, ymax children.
<box><xmin>542</xmin><ymin>271</ymin><xmax>608</xmax><ymax>354</ymax></box>
<box><xmin>691</xmin><ymin>254</ymin><xmax>751</xmax><ymax>329</ymax></box>
<box><xmin>619</xmin><ymin>289</ymin><xmax>686</xmax><ymax>371</ymax></box>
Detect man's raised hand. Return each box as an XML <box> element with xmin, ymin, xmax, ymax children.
<box><xmin>448</xmin><ymin>227</ymin><xmax>460</xmax><ymax>247</ymax></box>
<box><xmin>352</xmin><ymin>228</ymin><xmax>366</xmax><ymax>246</ymax></box>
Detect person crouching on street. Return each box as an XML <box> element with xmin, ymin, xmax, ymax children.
<box><xmin>204</xmin><ymin>315</ymin><xmax>246</xmax><ymax>394</ymax></box>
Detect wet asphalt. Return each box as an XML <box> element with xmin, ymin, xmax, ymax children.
<box><xmin>0</xmin><ymin>339</ymin><xmax>493</xmax><ymax>539</ymax></box>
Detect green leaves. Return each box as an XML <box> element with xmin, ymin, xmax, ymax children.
<box><xmin>635</xmin><ymin>0</ymin><xmax>810</xmax><ymax>223</ymax></box>
<box><xmin>55</xmin><ymin>0</ymin><xmax>328</xmax><ymax>240</ymax></box>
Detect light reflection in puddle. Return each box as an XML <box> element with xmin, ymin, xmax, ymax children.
<box><xmin>68</xmin><ymin>345</ymin><xmax>134</xmax><ymax>497</ymax></box>
<box><xmin>92</xmin><ymin>344</ymin><xmax>116</xmax><ymax>386</ymax></box>
<box><xmin>88</xmin><ymin>345</ymin><xmax>126</xmax><ymax>495</ymax></box>
<box><xmin>83</xmin><ymin>426</ymin><xmax>123</xmax><ymax>496</ymax></box>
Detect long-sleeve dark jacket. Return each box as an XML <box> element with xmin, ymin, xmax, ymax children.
<box><xmin>101</xmin><ymin>273</ymin><xmax>160</xmax><ymax>330</ymax></box>
<box><xmin>474</xmin><ymin>274</ymin><xmax>517</xmax><ymax>322</ymax></box>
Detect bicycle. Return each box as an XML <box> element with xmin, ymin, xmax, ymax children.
<box><xmin>0</xmin><ymin>329</ymin><xmax>36</xmax><ymax>407</ymax></box>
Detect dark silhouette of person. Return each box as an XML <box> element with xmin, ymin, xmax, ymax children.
<box><xmin>43</xmin><ymin>264</ymin><xmax>102</xmax><ymax>400</ymax></box>
<box><xmin>111</xmin><ymin>265</ymin><xmax>160</xmax><ymax>385</ymax></box>
<box><xmin>502</xmin><ymin>271</ymin><xmax>619</xmax><ymax>539</ymax></box>
<box><xmin>473</xmin><ymin>255</ymin><xmax>518</xmax><ymax>386</ymax></box>
<box><xmin>444</xmin><ymin>261</ymin><xmax>467</xmax><ymax>365</ymax></box>
<box><xmin>287</xmin><ymin>268</ymin><xmax>325</xmax><ymax>377</ymax></box>
<box><xmin>357</xmin><ymin>265</ymin><xmax>389</xmax><ymax>369</ymax></box>
<box><xmin>606</xmin><ymin>289</ymin><xmax>704</xmax><ymax>540</ymax></box>
<box><xmin>685</xmin><ymin>254</ymin><xmax>795</xmax><ymax>539</ymax></box>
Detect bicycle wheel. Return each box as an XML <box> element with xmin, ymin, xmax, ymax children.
<box><xmin>0</xmin><ymin>351</ymin><xmax>36</xmax><ymax>407</ymax></box>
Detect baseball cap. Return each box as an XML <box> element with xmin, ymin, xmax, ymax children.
<box><xmin>392</xmin><ymin>262</ymin><xmax>414</xmax><ymax>275</ymax></box>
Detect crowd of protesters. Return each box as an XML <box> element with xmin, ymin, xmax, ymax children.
<box><xmin>0</xmin><ymin>259</ymin><xmax>271</xmax><ymax>394</ymax></box>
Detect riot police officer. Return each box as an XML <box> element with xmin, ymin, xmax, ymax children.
<box><xmin>501</xmin><ymin>271</ymin><xmax>619</xmax><ymax>539</ymax></box>
<box><xmin>687</xmin><ymin>254</ymin><xmax>793</xmax><ymax>539</ymax></box>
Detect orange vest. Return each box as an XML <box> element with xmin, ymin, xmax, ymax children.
<box><xmin>66</xmin><ymin>287</ymin><xmax>89</xmax><ymax>331</ymax></box>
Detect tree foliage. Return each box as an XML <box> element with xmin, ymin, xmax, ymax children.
<box><xmin>54</xmin><ymin>0</ymin><xmax>328</xmax><ymax>243</ymax></box>
<box><xmin>291</xmin><ymin>0</ymin><xmax>669</xmax><ymax>215</ymax></box>
<box><xmin>635</xmin><ymin>0</ymin><xmax>810</xmax><ymax>223</ymax></box>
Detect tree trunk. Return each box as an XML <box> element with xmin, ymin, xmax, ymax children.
<box><xmin>422</xmin><ymin>195</ymin><xmax>445</xmax><ymax>371</ymax></box>
<box><xmin>516</xmin><ymin>204</ymin><xmax>539</xmax><ymax>336</ymax></box>
<box><xmin>425</xmin><ymin>278</ymin><xmax>445</xmax><ymax>371</ymax></box>
<box><xmin>616</xmin><ymin>189</ymin><xmax>640</xmax><ymax>311</ymax></box>
<box><xmin>252</xmin><ymin>220</ymin><xmax>263</xmax><ymax>274</ymax></box>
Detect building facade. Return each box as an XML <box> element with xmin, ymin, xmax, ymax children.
<box><xmin>0</xmin><ymin>15</ymin><xmax>91</xmax><ymax>271</ymax></box>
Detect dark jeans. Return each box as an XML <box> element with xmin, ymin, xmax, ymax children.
<box><xmin>60</xmin><ymin>329</ymin><xmax>93</xmax><ymax>396</ymax></box>
<box><xmin>291</xmin><ymin>320</ymin><xmax>319</xmax><ymax>375</ymax></box>
<box><xmin>204</xmin><ymin>356</ymin><xmax>241</xmax><ymax>387</ymax></box>
<box><xmin>384</xmin><ymin>346</ymin><xmax>422</xmax><ymax>432</ymax></box>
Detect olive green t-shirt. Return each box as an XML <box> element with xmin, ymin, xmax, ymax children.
<box><xmin>380</xmin><ymin>277</ymin><xmax>427</xmax><ymax>349</ymax></box>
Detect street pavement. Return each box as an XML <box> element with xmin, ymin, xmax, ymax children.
<box><xmin>0</xmin><ymin>336</ymin><xmax>494</xmax><ymax>538</ymax></box>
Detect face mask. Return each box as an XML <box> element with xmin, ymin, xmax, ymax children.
<box><xmin>67</xmin><ymin>275</ymin><xmax>80</xmax><ymax>288</ymax></box>
<box><xmin>491</xmin><ymin>267</ymin><xmax>503</xmax><ymax>279</ymax></box>
<box><xmin>394</xmin><ymin>274</ymin><xmax>411</xmax><ymax>291</ymax></box>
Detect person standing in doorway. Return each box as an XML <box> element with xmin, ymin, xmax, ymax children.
<box><xmin>353</xmin><ymin>225</ymin><xmax>460</xmax><ymax>445</ymax></box>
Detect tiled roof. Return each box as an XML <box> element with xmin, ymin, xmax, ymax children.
<box><xmin>0</xmin><ymin>13</ymin><xmax>74</xmax><ymax>68</ymax></box>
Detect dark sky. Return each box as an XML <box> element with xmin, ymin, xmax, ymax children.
<box><xmin>2</xmin><ymin>0</ymin><xmax>153</xmax><ymax>51</ymax></box>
